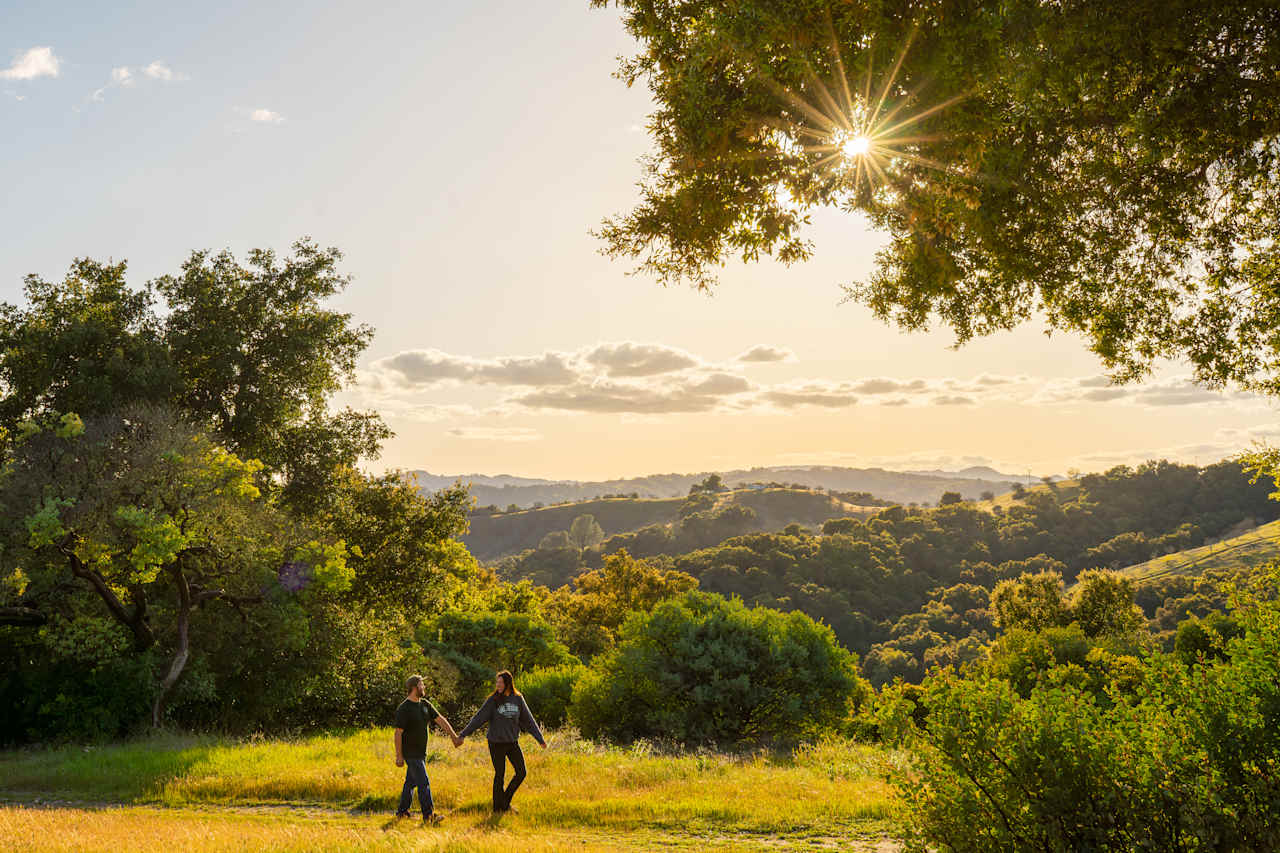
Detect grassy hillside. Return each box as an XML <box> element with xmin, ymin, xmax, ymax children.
<box><xmin>464</xmin><ymin>488</ymin><xmax>878</xmax><ymax>562</ymax></box>
<box><xmin>0</xmin><ymin>730</ymin><xmax>901</xmax><ymax>852</ymax></box>
<box><xmin>465</xmin><ymin>496</ymin><xmax>684</xmax><ymax>561</ymax></box>
<box><xmin>974</xmin><ymin>479</ymin><xmax>1082</xmax><ymax>512</ymax></box>
<box><xmin>1119</xmin><ymin>518</ymin><xmax>1280</xmax><ymax>583</ymax></box>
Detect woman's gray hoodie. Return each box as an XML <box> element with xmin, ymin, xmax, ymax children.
<box><xmin>458</xmin><ymin>692</ymin><xmax>546</xmax><ymax>745</ymax></box>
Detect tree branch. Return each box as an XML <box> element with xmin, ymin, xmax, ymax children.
<box><xmin>0</xmin><ymin>605</ymin><xmax>47</xmax><ymax>627</ymax></box>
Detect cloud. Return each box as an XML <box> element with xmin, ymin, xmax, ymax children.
<box><xmin>446</xmin><ymin>427</ymin><xmax>541</xmax><ymax>442</ymax></box>
<box><xmin>374</xmin><ymin>349</ymin><xmax>579</xmax><ymax>387</ymax></box>
<box><xmin>91</xmin><ymin>60</ymin><xmax>185</xmax><ymax>102</ymax></box>
<box><xmin>251</xmin><ymin>108</ymin><xmax>284</xmax><ymax>123</ymax></box>
<box><xmin>851</xmin><ymin>378</ymin><xmax>927</xmax><ymax>395</ymax></box>
<box><xmin>759</xmin><ymin>381</ymin><xmax>859</xmax><ymax>409</ymax></box>
<box><xmin>583</xmin><ymin>342</ymin><xmax>701</xmax><ymax>377</ymax></box>
<box><xmin>934</xmin><ymin>395</ymin><xmax>976</xmax><ymax>406</ymax></box>
<box><xmin>1031</xmin><ymin>375</ymin><xmax>1254</xmax><ymax>407</ymax></box>
<box><xmin>143</xmin><ymin>60</ymin><xmax>177</xmax><ymax>81</ymax></box>
<box><xmin>0</xmin><ymin>47</ymin><xmax>59</xmax><ymax>81</ymax></box>
<box><xmin>736</xmin><ymin>345</ymin><xmax>796</xmax><ymax>364</ymax></box>
<box><xmin>512</xmin><ymin>377</ymin><xmax>738</xmax><ymax>414</ymax></box>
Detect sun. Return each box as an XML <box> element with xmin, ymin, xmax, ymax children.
<box><xmin>841</xmin><ymin>134</ymin><xmax>872</xmax><ymax>158</ymax></box>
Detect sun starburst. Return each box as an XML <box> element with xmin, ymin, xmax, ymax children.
<box><xmin>758</xmin><ymin>18</ymin><xmax>969</xmax><ymax>198</ymax></box>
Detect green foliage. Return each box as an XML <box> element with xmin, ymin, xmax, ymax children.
<box><xmin>570</xmin><ymin>591</ymin><xmax>867</xmax><ymax>744</ymax></box>
<box><xmin>990</xmin><ymin>571</ymin><xmax>1071</xmax><ymax>632</ymax></box>
<box><xmin>0</xmin><ymin>240</ymin><xmax>385</xmax><ymax>509</ymax></box>
<box><xmin>892</xmin><ymin>571</ymin><xmax>1280</xmax><ymax>851</ymax></box>
<box><xmin>547</xmin><ymin>549</ymin><xmax>698</xmax><ymax>659</ymax></box>
<box><xmin>519</xmin><ymin>663</ymin><xmax>586</xmax><ymax>729</ymax></box>
<box><xmin>595</xmin><ymin>0</ymin><xmax>1280</xmax><ymax>395</ymax></box>
<box><xmin>567</xmin><ymin>514</ymin><xmax>606</xmax><ymax>550</ymax></box>
<box><xmin>0</xmin><ymin>407</ymin><xmax>349</xmax><ymax>729</ymax></box>
<box><xmin>420</xmin><ymin>610</ymin><xmax>578</xmax><ymax>708</ymax></box>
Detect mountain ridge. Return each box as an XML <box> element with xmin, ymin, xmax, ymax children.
<box><xmin>411</xmin><ymin>464</ymin><xmax>1050</xmax><ymax>509</ymax></box>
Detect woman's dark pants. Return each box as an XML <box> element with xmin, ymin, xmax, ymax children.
<box><xmin>487</xmin><ymin>741</ymin><xmax>526</xmax><ymax>811</ymax></box>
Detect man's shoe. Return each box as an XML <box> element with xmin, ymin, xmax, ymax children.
<box><xmin>424</xmin><ymin>812</ymin><xmax>443</xmax><ymax>825</ymax></box>
<box><xmin>395</xmin><ymin>812</ymin><xmax>410</xmax><ymax>819</ymax></box>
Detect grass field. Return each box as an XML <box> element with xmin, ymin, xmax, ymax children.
<box><xmin>1119</xmin><ymin>518</ymin><xmax>1280</xmax><ymax>582</ymax></box>
<box><xmin>0</xmin><ymin>730</ymin><xmax>904</xmax><ymax>851</ymax></box>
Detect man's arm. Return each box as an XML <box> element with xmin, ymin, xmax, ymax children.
<box><xmin>435</xmin><ymin>714</ymin><xmax>462</xmax><ymax>747</ymax></box>
<box><xmin>394</xmin><ymin>728</ymin><xmax>405</xmax><ymax>766</ymax></box>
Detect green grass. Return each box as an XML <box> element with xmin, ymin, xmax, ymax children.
<box><xmin>0</xmin><ymin>730</ymin><xmax>904</xmax><ymax>851</ymax></box>
<box><xmin>1119</xmin><ymin>518</ymin><xmax>1280</xmax><ymax>582</ymax></box>
<box><xmin>974</xmin><ymin>480</ymin><xmax>1082</xmax><ymax>513</ymax></box>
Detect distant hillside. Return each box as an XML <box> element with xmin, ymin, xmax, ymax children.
<box><xmin>462</xmin><ymin>487</ymin><xmax>877</xmax><ymax>562</ymax></box>
<box><xmin>414</xmin><ymin>464</ymin><xmax>1046</xmax><ymax>509</ymax></box>
<box><xmin>1119</xmin><ymin>518</ymin><xmax>1280</xmax><ymax>583</ymax></box>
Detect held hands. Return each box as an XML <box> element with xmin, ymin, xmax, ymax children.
<box><xmin>451</xmin><ymin>735</ymin><xmax>463</xmax><ymax>748</ymax></box>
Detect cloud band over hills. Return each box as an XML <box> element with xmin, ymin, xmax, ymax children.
<box><xmin>352</xmin><ymin>341</ymin><xmax>1260</xmax><ymax>420</ymax></box>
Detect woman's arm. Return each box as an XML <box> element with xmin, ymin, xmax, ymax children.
<box><xmin>518</xmin><ymin>696</ymin><xmax>547</xmax><ymax>747</ymax></box>
<box><xmin>457</xmin><ymin>695</ymin><xmax>495</xmax><ymax>739</ymax></box>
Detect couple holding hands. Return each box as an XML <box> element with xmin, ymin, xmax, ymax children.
<box><xmin>394</xmin><ymin>670</ymin><xmax>547</xmax><ymax>823</ymax></box>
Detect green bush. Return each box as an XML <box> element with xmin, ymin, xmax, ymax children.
<box><xmin>570</xmin><ymin>591</ymin><xmax>868</xmax><ymax>744</ymax></box>
<box><xmin>519</xmin><ymin>663</ymin><xmax>585</xmax><ymax>729</ymax></box>
<box><xmin>419</xmin><ymin>610</ymin><xmax>579</xmax><ymax>708</ymax></box>
<box><xmin>890</xmin><ymin>571</ymin><xmax>1280</xmax><ymax>852</ymax></box>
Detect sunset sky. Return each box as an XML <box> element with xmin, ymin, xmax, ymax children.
<box><xmin>3</xmin><ymin>0</ymin><xmax>1277</xmax><ymax>481</ymax></box>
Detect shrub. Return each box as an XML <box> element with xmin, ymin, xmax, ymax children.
<box><xmin>570</xmin><ymin>591</ymin><xmax>868</xmax><ymax>744</ymax></box>
<box><xmin>891</xmin><ymin>571</ymin><xmax>1280</xmax><ymax>852</ymax></box>
<box><xmin>519</xmin><ymin>663</ymin><xmax>585</xmax><ymax>728</ymax></box>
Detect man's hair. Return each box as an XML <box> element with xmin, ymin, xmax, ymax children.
<box><xmin>405</xmin><ymin>674</ymin><xmax>424</xmax><ymax>694</ymax></box>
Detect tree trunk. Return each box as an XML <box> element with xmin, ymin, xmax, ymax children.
<box><xmin>151</xmin><ymin>565</ymin><xmax>192</xmax><ymax>728</ymax></box>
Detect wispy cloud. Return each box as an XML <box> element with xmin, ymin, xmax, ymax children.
<box><xmin>92</xmin><ymin>59</ymin><xmax>185</xmax><ymax>102</ymax></box>
<box><xmin>1</xmin><ymin>47</ymin><xmax>59</xmax><ymax>81</ymax></box>
<box><xmin>143</xmin><ymin>60</ymin><xmax>178</xmax><ymax>81</ymax></box>
<box><xmin>735</xmin><ymin>345</ymin><xmax>796</xmax><ymax>364</ymax></box>
<box><xmin>250</xmin><ymin>108</ymin><xmax>284</xmax><ymax>123</ymax></box>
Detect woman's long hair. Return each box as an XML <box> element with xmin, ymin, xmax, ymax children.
<box><xmin>494</xmin><ymin>670</ymin><xmax>520</xmax><ymax>697</ymax></box>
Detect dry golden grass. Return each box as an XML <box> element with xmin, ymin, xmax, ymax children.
<box><xmin>0</xmin><ymin>731</ymin><xmax>903</xmax><ymax>851</ymax></box>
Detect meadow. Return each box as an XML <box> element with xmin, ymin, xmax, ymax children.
<box><xmin>0</xmin><ymin>730</ymin><xmax>904</xmax><ymax>852</ymax></box>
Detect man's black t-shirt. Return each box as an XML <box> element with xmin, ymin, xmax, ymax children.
<box><xmin>395</xmin><ymin>697</ymin><xmax>440</xmax><ymax>759</ymax></box>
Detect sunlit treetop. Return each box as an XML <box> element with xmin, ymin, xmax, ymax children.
<box><xmin>593</xmin><ymin>0</ymin><xmax>1280</xmax><ymax>393</ymax></box>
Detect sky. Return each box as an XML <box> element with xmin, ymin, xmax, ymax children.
<box><xmin>3</xmin><ymin>0</ymin><xmax>1278</xmax><ymax>481</ymax></box>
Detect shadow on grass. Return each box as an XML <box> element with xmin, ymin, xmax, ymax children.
<box><xmin>0</xmin><ymin>733</ymin><xmax>217</xmax><ymax>803</ymax></box>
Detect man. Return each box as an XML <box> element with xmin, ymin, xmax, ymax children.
<box><xmin>394</xmin><ymin>674</ymin><xmax>460</xmax><ymax>823</ymax></box>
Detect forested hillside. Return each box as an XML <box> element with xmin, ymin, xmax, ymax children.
<box><xmin>465</xmin><ymin>485</ymin><xmax>881</xmax><ymax>562</ymax></box>
<box><xmin>490</xmin><ymin>461</ymin><xmax>1279</xmax><ymax>684</ymax></box>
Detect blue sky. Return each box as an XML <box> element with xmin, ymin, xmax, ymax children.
<box><xmin>2</xmin><ymin>1</ymin><xmax>1276</xmax><ymax>480</ymax></box>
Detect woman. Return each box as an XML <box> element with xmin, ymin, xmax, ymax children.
<box><xmin>455</xmin><ymin>669</ymin><xmax>547</xmax><ymax>812</ymax></box>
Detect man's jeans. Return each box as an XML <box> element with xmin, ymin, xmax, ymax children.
<box><xmin>397</xmin><ymin>758</ymin><xmax>434</xmax><ymax>816</ymax></box>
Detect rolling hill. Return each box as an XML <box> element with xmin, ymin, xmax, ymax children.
<box><xmin>415</xmin><ymin>464</ymin><xmax>1049</xmax><ymax>510</ymax></box>
<box><xmin>462</xmin><ymin>486</ymin><xmax>880</xmax><ymax>562</ymax></box>
<box><xmin>1118</xmin><ymin>518</ymin><xmax>1280</xmax><ymax>583</ymax></box>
